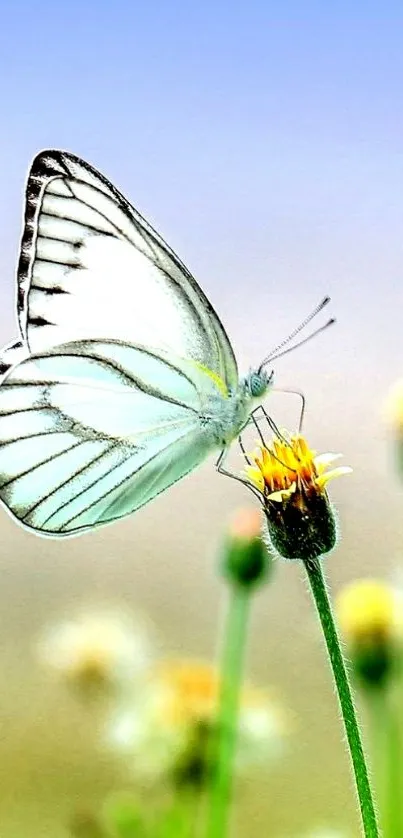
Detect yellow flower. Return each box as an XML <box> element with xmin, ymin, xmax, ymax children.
<box><xmin>107</xmin><ymin>658</ymin><xmax>286</xmax><ymax>784</ymax></box>
<box><xmin>384</xmin><ymin>380</ymin><xmax>403</xmax><ymax>480</ymax></box>
<box><xmin>337</xmin><ymin>580</ymin><xmax>402</xmax><ymax>643</ymax></box>
<box><xmin>384</xmin><ymin>379</ymin><xmax>403</xmax><ymax>434</ymax></box>
<box><xmin>245</xmin><ymin>433</ymin><xmax>351</xmax><ymax>561</ymax></box>
<box><xmin>336</xmin><ymin>580</ymin><xmax>403</xmax><ymax>687</ymax></box>
<box><xmin>246</xmin><ymin>434</ymin><xmax>350</xmax><ymax>499</ymax></box>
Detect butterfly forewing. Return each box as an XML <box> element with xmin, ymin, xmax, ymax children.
<box><xmin>17</xmin><ymin>150</ymin><xmax>238</xmax><ymax>390</ymax></box>
<box><xmin>0</xmin><ymin>339</ymin><xmax>27</xmax><ymax>378</ymax></box>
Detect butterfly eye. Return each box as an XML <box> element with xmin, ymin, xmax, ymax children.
<box><xmin>248</xmin><ymin>371</ymin><xmax>270</xmax><ymax>399</ymax></box>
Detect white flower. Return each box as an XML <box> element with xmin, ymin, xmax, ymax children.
<box><xmin>38</xmin><ymin>609</ymin><xmax>151</xmax><ymax>691</ymax></box>
<box><xmin>106</xmin><ymin>658</ymin><xmax>287</xmax><ymax>782</ymax></box>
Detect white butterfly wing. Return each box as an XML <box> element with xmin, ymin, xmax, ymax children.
<box><xmin>0</xmin><ymin>340</ymin><xmax>219</xmax><ymax>536</ymax></box>
<box><xmin>15</xmin><ymin>150</ymin><xmax>238</xmax><ymax>390</ymax></box>
<box><xmin>0</xmin><ymin>339</ymin><xmax>28</xmax><ymax>379</ymax></box>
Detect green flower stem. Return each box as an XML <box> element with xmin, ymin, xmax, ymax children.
<box><xmin>206</xmin><ymin>584</ymin><xmax>251</xmax><ymax>838</ymax></box>
<box><xmin>304</xmin><ymin>558</ymin><xmax>380</xmax><ymax>838</ymax></box>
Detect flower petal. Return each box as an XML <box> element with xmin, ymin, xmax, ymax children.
<box><xmin>314</xmin><ymin>452</ymin><xmax>343</xmax><ymax>472</ymax></box>
<box><xmin>267</xmin><ymin>482</ymin><xmax>297</xmax><ymax>502</ymax></box>
<box><xmin>245</xmin><ymin>466</ymin><xmax>265</xmax><ymax>492</ymax></box>
<box><xmin>316</xmin><ymin>466</ymin><xmax>352</xmax><ymax>488</ymax></box>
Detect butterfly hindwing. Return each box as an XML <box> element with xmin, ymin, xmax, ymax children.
<box><xmin>0</xmin><ymin>340</ymin><xmax>217</xmax><ymax>535</ymax></box>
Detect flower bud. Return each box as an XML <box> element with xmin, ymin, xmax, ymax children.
<box><xmin>245</xmin><ymin>434</ymin><xmax>351</xmax><ymax>562</ymax></box>
<box><xmin>336</xmin><ymin>579</ymin><xmax>403</xmax><ymax>688</ymax></box>
<box><xmin>264</xmin><ymin>489</ymin><xmax>337</xmax><ymax>562</ymax></box>
<box><xmin>222</xmin><ymin>508</ymin><xmax>272</xmax><ymax>586</ymax></box>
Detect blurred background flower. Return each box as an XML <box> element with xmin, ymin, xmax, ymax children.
<box><xmin>336</xmin><ymin>577</ymin><xmax>403</xmax><ymax>836</ymax></box>
<box><xmin>223</xmin><ymin>507</ymin><xmax>271</xmax><ymax>587</ymax></box>
<box><xmin>106</xmin><ymin>657</ymin><xmax>287</xmax><ymax>787</ymax></box>
<box><xmin>384</xmin><ymin>380</ymin><xmax>403</xmax><ymax>480</ymax></box>
<box><xmin>38</xmin><ymin>609</ymin><xmax>153</xmax><ymax>695</ymax></box>
<box><xmin>385</xmin><ymin>380</ymin><xmax>403</xmax><ymax>429</ymax></box>
<box><xmin>336</xmin><ymin>579</ymin><xmax>403</xmax><ymax>688</ymax></box>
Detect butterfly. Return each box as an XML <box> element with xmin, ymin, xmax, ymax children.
<box><xmin>0</xmin><ymin>150</ymin><xmax>279</xmax><ymax>537</ymax></box>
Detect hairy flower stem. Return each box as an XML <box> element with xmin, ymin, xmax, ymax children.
<box><xmin>206</xmin><ymin>585</ymin><xmax>250</xmax><ymax>838</ymax></box>
<box><xmin>304</xmin><ymin>558</ymin><xmax>380</xmax><ymax>838</ymax></box>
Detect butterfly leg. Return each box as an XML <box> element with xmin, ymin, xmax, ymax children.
<box><xmin>270</xmin><ymin>387</ymin><xmax>306</xmax><ymax>432</ymax></box>
<box><xmin>215</xmin><ymin>409</ymin><xmax>268</xmax><ymax>500</ymax></box>
<box><xmin>216</xmin><ymin>445</ymin><xmax>243</xmax><ymax>482</ymax></box>
<box><xmin>215</xmin><ymin>405</ymin><xmax>274</xmax><ymax>479</ymax></box>
<box><xmin>225</xmin><ymin>405</ymin><xmax>295</xmax><ymax>478</ymax></box>
<box><xmin>216</xmin><ymin>404</ymin><xmax>298</xmax><ymax>496</ymax></box>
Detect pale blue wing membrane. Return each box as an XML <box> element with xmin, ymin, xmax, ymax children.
<box><xmin>0</xmin><ymin>341</ymin><xmax>218</xmax><ymax>535</ymax></box>
<box><xmin>16</xmin><ymin>150</ymin><xmax>239</xmax><ymax>391</ymax></box>
<box><xmin>32</xmin><ymin>429</ymin><xmax>211</xmax><ymax>534</ymax></box>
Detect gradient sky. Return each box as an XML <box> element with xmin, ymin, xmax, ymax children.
<box><xmin>1</xmin><ymin>5</ymin><xmax>403</xmax><ymax>836</ymax></box>
<box><xmin>1</xmin><ymin>3</ymin><xmax>403</xmax><ymax>365</ymax></box>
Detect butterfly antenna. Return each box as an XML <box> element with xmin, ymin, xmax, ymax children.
<box><xmin>258</xmin><ymin>296</ymin><xmax>331</xmax><ymax>373</ymax></box>
<box><xmin>267</xmin><ymin>318</ymin><xmax>335</xmax><ymax>362</ymax></box>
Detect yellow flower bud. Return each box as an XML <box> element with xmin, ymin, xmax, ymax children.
<box><xmin>336</xmin><ymin>580</ymin><xmax>403</xmax><ymax>687</ymax></box>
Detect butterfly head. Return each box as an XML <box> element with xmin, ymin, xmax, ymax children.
<box><xmin>245</xmin><ymin>368</ymin><xmax>274</xmax><ymax>400</ymax></box>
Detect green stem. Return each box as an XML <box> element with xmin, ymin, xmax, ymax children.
<box><xmin>206</xmin><ymin>584</ymin><xmax>251</xmax><ymax>838</ymax></box>
<box><xmin>304</xmin><ymin>558</ymin><xmax>380</xmax><ymax>838</ymax></box>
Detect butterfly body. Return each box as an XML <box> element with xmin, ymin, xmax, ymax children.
<box><xmin>195</xmin><ymin>381</ymin><xmax>256</xmax><ymax>448</ymax></box>
<box><xmin>0</xmin><ymin>151</ymin><xmax>271</xmax><ymax>536</ymax></box>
